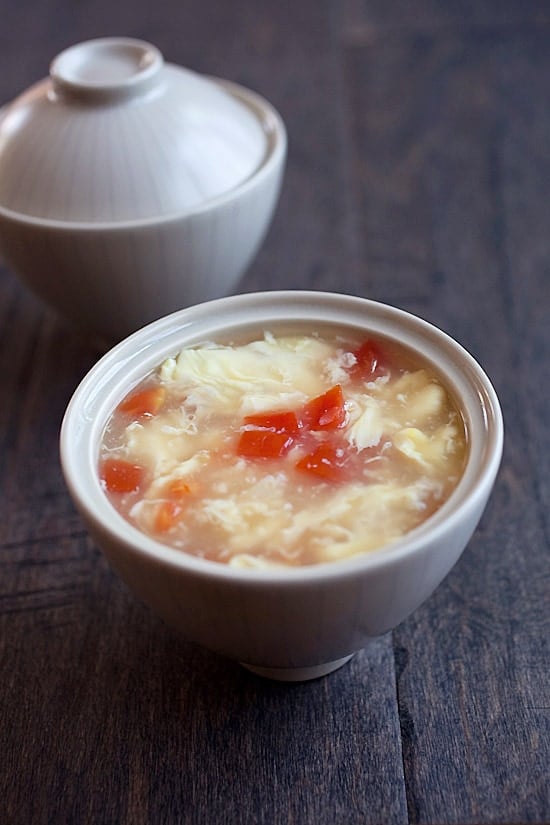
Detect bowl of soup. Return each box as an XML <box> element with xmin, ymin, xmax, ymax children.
<box><xmin>60</xmin><ymin>291</ymin><xmax>503</xmax><ymax>680</ymax></box>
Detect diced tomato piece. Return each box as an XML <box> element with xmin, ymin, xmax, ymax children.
<box><xmin>164</xmin><ymin>478</ymin><xmax>192</xmax><ymax>499</ymax></box>
<box><xmin>295</xmin><ymin>442</ymin><xmax>348</xmax><ymax>482</ymax></box>
<box><xmin>117</xmin><ymin>386</ymin><xmax>166</xmax><ymax>418</ymax></box>
<box><xmin>243</xmin><ymin>410</ymin><xmax>300</xmax><ymax>435</ymax></box>
<box><xmin>154</xmin><ymin>479</ymin><xmax>194</xmax><ymax>531</ymax></box>
<box><xmin>237</xmin><ymin>410</ymin><xmax>299</xmax><ymax>458</ymax></box>
<box><xmin>100</xmin><ymin>458</ymin><xmax>145</xmax><ymax>493</ymax></box>
<box><xmin>154</xmin><ymin>500</ymin><xmax>184</xmax><ymax>533</ymax></box>
<box><xmin>350</xmin><ymin>340</ymin><xmax>388</xmax><ymax>380</ymax></box>
<box><xmin>300</xmin><ymin>385</ymin><xmax>346</xmax><ymax>430</ymax></box>
<box><xmin>237</xmin><ymin>429</ymin><xmax>294</xmax><ymax>458</ymax></box>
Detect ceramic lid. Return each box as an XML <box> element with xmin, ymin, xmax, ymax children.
<box><xmin>0</xmin><ymin>38</ymin><xmax>269</xmax><ymax>223</ymax></box>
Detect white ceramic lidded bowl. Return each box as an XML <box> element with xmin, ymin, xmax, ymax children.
<box><xmin>60</xmin><ymin>291</ymin><xmax>503</xmax><ymax>681</ymax></box>
<box><xmin>0</xmin><ymin>38</ymin><xmax>286</xmax><ymax>344</ymax></box>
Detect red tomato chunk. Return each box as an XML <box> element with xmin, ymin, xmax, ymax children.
<box><xmin>300</xmin><ymin>385</ymin><xmax>346</xmax><ymax>430</ymax></box>
<box><xmin>117</xmin><ymin>386</ymin><xmax>166</xmax><ymax>418</ymax></box>
<box><xmin>350</xmin><ymin>340</ymin><xmax>388</xmax><ymax>380</ymax></box>
<box><xmin>243</xmin><ymin>410</ymin><xmax>300</xmax><ymax>435</ymax></box>
<box><xmin>154</xmin><ymin>500</ymin><xmax>185</xmax><ymax>533</ymax></box>
<box><xmin>100</xmin><ymin>458</ymin><xmax>145</xmax><ymax>493</ymax></box>
<box><xmin>237</xmin><ymin>429</ymin><xmax>295</xmax><ymax>458</ymax></box>
<box><xmin>237</xmin><ymin>387</ymin><xmax>348</xmax><ymax>468</ymax></box>
<box><xmin>295</xmin><ymin>442</ymin><xmax>348</xmax><ymax>482</ymax></box>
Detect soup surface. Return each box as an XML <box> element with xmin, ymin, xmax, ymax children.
<box><xmin>99</xmin><ymin>330</ymin><xmax>467</xmax><ymax>568</ymax></box>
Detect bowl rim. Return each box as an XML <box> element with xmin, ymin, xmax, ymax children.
<box><xmin>60</xmin><ymin>290</ymin><xmax>504</xmax><ymax>585</ymax></box>
<box><xmin>0</xmin><ymin>77</ymin><xmax>286</xmax><ymax>231</ymax></box>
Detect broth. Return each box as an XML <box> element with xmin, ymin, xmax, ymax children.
<box><xmin>98</xmin><ymin>329</ymin><xmax>467</xmax><ymax>567</ymax></box>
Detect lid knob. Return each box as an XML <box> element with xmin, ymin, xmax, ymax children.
<box><xmin>50</xmin><ymin>37</ymin><xmax>163</xmax><ymax>101</ymax></box>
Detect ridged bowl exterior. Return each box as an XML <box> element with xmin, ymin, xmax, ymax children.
<box><xmin>0</xmin><ymin>148</ymin><xmax>284</xmax><ymax>342</ymax></box>
<box><xmin>0</xmin><ymin>71</ymin><xmax>286</xmax><ymax>343</ymax></box>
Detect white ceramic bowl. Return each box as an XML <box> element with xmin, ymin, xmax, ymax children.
<box><xmin>60</xmin><ymin>291</ymin><xmax>503</xmax><ymax>681</ymax></box>
<box><xmin>0</xmin><ymin>38</ymin><xmax>286</xmax><ymax>344</ymax></box>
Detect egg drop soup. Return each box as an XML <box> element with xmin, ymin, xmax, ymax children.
<box><xmin>99</xmin><ymin>330</ymin><xmax>467</xmax><ymax>568</ymax></box>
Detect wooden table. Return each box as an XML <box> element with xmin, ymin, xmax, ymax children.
<box><xmin>1</xmin><ymin>2</ymin><xmax>549</xmax><ymax>823</ymax></box>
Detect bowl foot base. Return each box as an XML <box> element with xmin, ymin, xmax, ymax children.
<box><xmin>240</xmin><ymin>654</ymin><xmax>354</xmax><ymax>682</ymax></box>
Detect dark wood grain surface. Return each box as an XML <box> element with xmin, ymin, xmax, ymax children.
<box><xmin>1</xmin><ymin>2</ymin><xmax>549</xmax><ymax>823</ymax></box>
